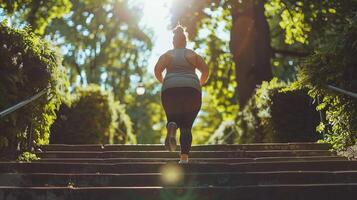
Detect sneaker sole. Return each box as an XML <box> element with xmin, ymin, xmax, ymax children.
<box><xmin>165</xmin><ymin>122</ymin><xmax>177</xmax><ymax>151</ymax></box>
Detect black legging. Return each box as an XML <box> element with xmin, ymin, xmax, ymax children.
<box><xmin>161</xmin><ymin>87</ymin><xmax>202</xmax><ymax>155</ymax></box>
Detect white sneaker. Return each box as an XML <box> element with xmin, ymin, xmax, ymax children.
<box><xmin>165</xmin><ymin>122</ymin><xmax>177</xmax><ymax>151</ymax></box>
<box><xmin>178</xmin><ymin>160</ymin><xmax>189</xmax><ymax>164</ymax></box>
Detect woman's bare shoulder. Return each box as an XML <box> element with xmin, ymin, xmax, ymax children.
<box><xmin>160</xmin><ymin>50</ymin><xmax>173</xmax><ymax>59</ymax></box>
<box><xmin>185</xmin><ymin>48</ymin><xmax>197</xmax><ymax>55</ymax></box>
<box><xmin>166</xmin><ymin>49</ymin><xmax>175</xmax><ymax>54</ymax></box>
<box><xmin>185</xmin><ymin>49</ymin><xmax>200</xmax><ymax>59</ymax></box>
<box><xmin>183</xmin><ymin>49</ymin><xmax>198</xmax><ymax>66</ymax></box>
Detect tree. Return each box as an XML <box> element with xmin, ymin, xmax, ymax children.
<box><xmin>46</xmin><ymin>0</ymin><xmax>152</xmax><ymax>102</ymax></box>
<box><xmin>265</xmin><ymin>0</ymin><xmax>357</xmax><ymax>80</ymax></box>
<box><xmin>171</xmin><ymin>0</ymin><xmax>272</xmax><ymax>107</ymax></box>
<box><xmin>0</xmin><ymin>0</ymin><xmax>71</xmax><ymax>35</ymax></box>
<box><xmin>170</xmin><ymin>0</ymin><xmax>356</xmax><ymax>106</ymax></box>
<box><xmin>0</xmin><ymin>22</ymin><xmax>68</xmax><ymax>155</ymax></box>
<box><xmin>1</xmin><ymin>0</ymin><xmax>155</xmax><ymax>144</ymax></box>
<box><xmin>229</xmin><ymin>0</ymin><xmax>273</xmax><ymax>106</ymax></box>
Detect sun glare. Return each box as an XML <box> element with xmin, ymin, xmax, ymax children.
<box><xmin>133</xmin><ymin>0</ymin><xmax>174</xmax><ymax>71</ymax></box>
<box><xmin>140</xmin><ymin>0</ymin><xmax>173</xmax><ymax>23</ymax></box>
<box><xmin>136</xmin><ymin>0</ymin><xmax>173</xmax><ymax>38</ymax></box>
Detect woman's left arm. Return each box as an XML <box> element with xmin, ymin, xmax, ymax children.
<box><xmin>154</xmin><ymin>54</ymin><xmax>169</xmax><ymax>83</ymax></box>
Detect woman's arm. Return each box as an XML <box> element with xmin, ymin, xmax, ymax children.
<box><xmin>195</xmin><ymin>55</ymin><xmax>209</xmax><ymax>86</ymax></box>
<box><xmin>154</xmin><ymin>54</ymin><xmax>170</xmax><ymax>83</ymax></box>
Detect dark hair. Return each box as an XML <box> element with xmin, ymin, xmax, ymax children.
<box><xmin>173</xmin><ymin>25</ymin><xmax>187</xmax><ymax>47</ymax></box>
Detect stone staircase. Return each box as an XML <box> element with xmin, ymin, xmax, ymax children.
<box><xmin>1</xmin><ymin>143</ymin><xmax>357</xmax><ymax>199</ymax></box>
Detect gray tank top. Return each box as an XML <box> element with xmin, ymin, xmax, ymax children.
<box><xmin>162</xmin><ymin>48</ymin><xmax>201</xmax><ymax>92</ymax></box>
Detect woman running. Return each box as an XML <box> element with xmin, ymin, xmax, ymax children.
<box><xmin>154</xmin><ymin>25</ymin><xmax>209</xmax><ymax>164</ymax></box>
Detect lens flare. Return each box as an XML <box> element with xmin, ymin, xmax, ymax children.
<box><xmin>160</xmin><ymin>163</ymin><xmax>184</xmax><ymax>185</ymax></box>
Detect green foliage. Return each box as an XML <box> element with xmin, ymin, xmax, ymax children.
<box><xmin>46</xmin><ymin>0</ymin><xmax>152</xmax><ymax>102</ymax></box>
<box><xmin>50</xmin><ymin>84</ymin><xmax>135</xmax><ymax>144</ymax></box>
<box><xmin>297</xmin><ymin>16</ymin><xmax>357</xmax><ymax>150</ymax></box>
<box><xmin>265</xmin><ymin>0</ymin><xmax>357</xmax><ymax>81</ymax></box>
<box><xmin>17</xmin><ymin>151</ymin><xmax>39</xmax><ymax>162</ymax></box>
<box><xmin>181</xmin><ymin>4</ymin><xmax>237</xmax><ymax>143</ymax></box>
<box><xmin>232</xmin><ymin>78</ymin><xmax>320</xmax><ymax>143</ymax></box>
<box><xmin>207</xmin><ymin>121</ymin><xmax>238</xmax><ymax>144</ymax></box>
<box><xmin>0</xmin><ymin>0</ymin><xmax>72</xmax><ymax>35</ymax></box>
<box><xmin>43</xmin><ymin>0</ymin><xmax>154</xmax><ymax>143</ymax></box>
<box><xmin>114</xmin><ymin>103</ymin><xmax>136</xmax><ymax>144</ymax></box>
<box><xmin>124</xmin><ymin>78</ymin><xmax>167</xmax><ymax>144</ymax></box>
<box><xmin>265</xmin><ymin>0</ymin><xmax>355</xmax><ymax>45</ymax></box>
<box><xmin>4</xmin><ymin>0</ymin><xmax>355</xmax><ymax>148</ymax></box>
<box><xmin>171</xmin><ymin>3</ymin><xmax>238</xmax><ymax>142</ymax></box>
<box><xmin>265</xmin><ymin>0</ymin><xmax>311</xmax><ymax>45</ymax></box>
<box><xmin>192</xmin><ymin>93</ymin><xmax>224</xmax><ymax>144</ymax></box>
<box><xmin>194</xmin><ymin>7</ymin><xmax>238</xmax><ymax>121</ymax></box>
<box><xmin>2</xmin><ymin>1</ymin><xmax>156</xmax><ymax>145</ymax></box>
<box><xmin>0</xmin><ymin>22</ymin><xmax>68</xmax><ymax>157</ymax></box>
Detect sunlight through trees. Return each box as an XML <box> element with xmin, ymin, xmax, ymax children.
<box><xmin>0</xmin><ymin>0</ymin><xmax>356</xmax><ymax>149</ymax></box>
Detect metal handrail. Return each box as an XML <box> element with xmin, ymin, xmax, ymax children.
<box><xmin>0</xmin><ymin>88</ymin><xmax>48</xmax><ymax>118</ymax></box>
<box><xmin>327</xmin><ymin>85</ymin><xmax>357</xmax><ymax>99</ymax></box>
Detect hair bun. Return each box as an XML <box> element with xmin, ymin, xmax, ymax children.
<box><xmin>173</xmin><ymin>25</ymin><xmax>185</xmax><ymax>35</ymax></box>
<box><xmin>172</xmin><ymin>25</ymin><xmax>187</xmax><ymax>47</ymax></box>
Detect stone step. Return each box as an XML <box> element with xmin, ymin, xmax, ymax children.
<box><xmin>36</xmin><ymin>150</ymin><xmax>333</xmax><ymax>159</ymax></box>
<box><xmin>1</xmin><ymin>160</ymin><xmax>357</xmax><ymax>174</ymax></box>
<box><xmin>34</xmin><ymin>156</ymin><xmax>346</xmax><ymax>163</ymax></box>
<box><xmin>40</xmin><ymin>143</ymin><xmax>331</xmax><ymax>151</ymax></box>
<box><xmin>0</xmin><ymin>184</ymin><xmax>357</xmax><ymax>200</ymax></box>
<box><xmin>1</xmin><ymin>171</ymin><xmax>357</xmax><ymax>187</ymax></box>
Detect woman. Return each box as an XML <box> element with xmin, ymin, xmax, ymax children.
<box><xmin>154</xmin><ymin>25</ymin><xmax>209</xmax><ymax>164</ymax></box>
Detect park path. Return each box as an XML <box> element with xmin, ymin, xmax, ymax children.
<box><xmin>0</xmin><ymin>143</ymin><xmax>357</xmax><ymax>199</ymax></box>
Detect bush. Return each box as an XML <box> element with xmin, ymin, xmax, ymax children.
<box><xmin>50</xmin><ymin>84</ymin><xmax>135</xmax><ymax>144</ymax></box>
<box><xmin>207</xmin><ymin>121</ymin><xmax>237</xmax><ymax>144</ymax></box>
<box><xmin>270</xmin><ymin>89</ymin><xmax>321</xmax><ymax>142</ymax></box>
<box><xmin>234</xmin><ymin>78</ymin><xmax>321</xmax><ymax>143</ymax></box>
<box><xmin>297</xmin><ymin>16</ymin><xmax>357</xmax><ymax>150</ymax></box>
<box><xmin>113</xmin><ymin>103</ymin><xmax>136</xmax><ymax>144</ymax></box>
<box><xmin>0</xmin><ymin>22</ymin><xmax>68</xmax><ymax>157</ymax></box>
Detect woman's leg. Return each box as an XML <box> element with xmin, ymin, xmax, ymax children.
<box><xmin>161</xmin><ymin>89</ymin><xmax>176</xmax><ymax>124</ymax></box>
<box><xmin>179</xmin><ymin>127</ymin><xmax>193</xmax><ymax>155</ymax></box>
<box><xmin>178</xmin><ymin>88</ymin><xmax>201</xmax><ymax>159</ymax></box>
<box><xmin>161</xmin><ymin>89</ymin><xmax>180</xmax><ymax>151</ymax></box>
<box><xmin>179</xmin><ymin>108</ymin><xmax>200</xmax><ymax>157</ymax></box>
<box><xmin>161</xmin><ymin>87</ymin><xmax>202</xmax><ymax>158</ymax></box>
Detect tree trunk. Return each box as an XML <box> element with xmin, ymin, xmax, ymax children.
<box><xmin>27</xmin><ymin>1</ymin><xmax>41</xmax><ymax>31</ymax></box>
<box><xmin>229</xmin><ymin>0</ymin><xmax>272</xmax><ymax>107</ymax></box>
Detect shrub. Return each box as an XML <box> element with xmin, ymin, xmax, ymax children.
<box><xmin>234</xmin><ymin>78</ymin><xmax>321</xmax><ymax>143</ymax></box>
<box><xmin>0</xmin><ymin>21</ymin><xmax>68</xmax><ymax>157</ymax></box>
<box><xmin>297</xmin><ymin>16</ymin><xmax>357</xmax><ymax>150</ymax></box>
<box><xmin>113</xmin><ymin>103</ymin><xmax>136</xmax><ymax>144</ymax></box>
<box><xmin>50</xmin><ymin>84</ymin><xmax>135</xmax><ymax>144</ymax></box>
<box><xmin>17</xmin><ymin>151</ymin><xmax>39</xmax><ymax>162</ymax></box>
<box><xmin>269</xmin><ymin>89</ymin><xmax>321</xmax><ymax>142</ymax></box>
<box><xmin>207</xmin><ymin>121</ymin><xmax>238</xmax><ymax>144</ymax></box>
